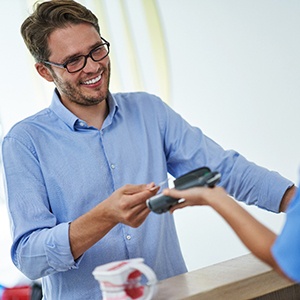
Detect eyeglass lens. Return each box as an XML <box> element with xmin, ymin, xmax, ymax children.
<box><xmin>66</xmin><ymin>44</ymin><xmax>109</xmax><ymax>73</ymax></box>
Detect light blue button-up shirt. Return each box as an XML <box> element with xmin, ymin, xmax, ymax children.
<box><xmin>2</xmin><ymin>90</ymin><xmax>293</xmax><ymax>299</ymax></box>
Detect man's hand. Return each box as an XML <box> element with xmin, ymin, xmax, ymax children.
<box><xmin>103</xmin><ymin>183</ymin><xmax>159</xmax><ymax>227</ymax></box>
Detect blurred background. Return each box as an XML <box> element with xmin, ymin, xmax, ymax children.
<box><xmin>1</xmin><ymin>0</ymin><xmax>300</xmax><ymax>288</ymax></box>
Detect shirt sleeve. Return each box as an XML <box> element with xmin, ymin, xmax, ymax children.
<box><xmin>156</xmin><ymin>98</ymin><xmax>293</xmax><ymax>213</ymax></box>
<box><xmin>271</xmin><ymin>188</ymin><xmax>300</xmax><ymax>282</ymax></box>
<box><xmin>2</xmin><ymin>134</ymin><xmax>80</xmax><ymax>280</ymax></box>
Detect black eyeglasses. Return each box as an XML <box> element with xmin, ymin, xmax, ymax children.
<box><xmin>43</xmin><ymin>38</ymin><xmax>110</xmax><ymax>73</ymax></box>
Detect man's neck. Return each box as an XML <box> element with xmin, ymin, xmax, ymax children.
<box><xmin>63</xmin><ymin>99</ymin><xmax>109</xmax><ymax>130</ymax></box>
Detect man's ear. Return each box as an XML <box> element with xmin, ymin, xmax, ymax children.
<box><xmin>35</xmin><ymin>62</ymin><xmax>54</xmax><ymax>82</ymax></box>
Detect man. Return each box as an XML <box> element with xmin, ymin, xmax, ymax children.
<box><xmin>2</xmin><ymin>0</ymin><xmax>295</xmax><ymax>299</ymax></box>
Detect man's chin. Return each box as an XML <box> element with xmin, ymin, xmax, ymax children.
<box><xmin>79</xmin><ymin>95</ymin><xmax>107</xmax><ymax>106</ymax></box>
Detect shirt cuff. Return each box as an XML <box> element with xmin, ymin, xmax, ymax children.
<box><xmin>258</xmin><ymin>173</ymin><xmax>294</xmax><ymax>213</ymax></box>
<box><xmin>45</xmin><ymin>222</ymin><xmax>83</xmax><ymax>271</ymax></box>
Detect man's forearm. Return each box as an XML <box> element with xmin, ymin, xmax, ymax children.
<box><xmin>69</xmin><ymin>202</ymin><xmax>117</xmax><ymax>260</ymax></box>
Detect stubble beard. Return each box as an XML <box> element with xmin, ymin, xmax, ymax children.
<box><xmin>51</xmin><ymin>64</ymin><xmax>111</xmax><ymax>107</ymax></box>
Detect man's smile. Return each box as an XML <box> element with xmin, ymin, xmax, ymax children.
<box><xmin>82</xmin><ymin>73</ymin><xmax>102</xmax><ymax>85</ymax></box>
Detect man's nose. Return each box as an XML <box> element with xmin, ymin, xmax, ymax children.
<box><xmin>82</xmin><ymin>56</ymin><xmax>99</xmax><ymax>73</ymax></box>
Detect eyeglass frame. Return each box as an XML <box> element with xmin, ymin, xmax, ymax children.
<box><xmin>42</xmin><ymin>37</ymin><xmax>110</xmax><ymax>73</ymax></box>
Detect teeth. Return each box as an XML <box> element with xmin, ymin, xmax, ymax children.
<box><xmin>83</xmin><ymin>74</ymin><xmax>101</xmax><ymax>85</ymax></box>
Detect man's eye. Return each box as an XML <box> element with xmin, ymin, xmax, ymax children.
<box><xmin>67</xmin><ymin>57</ymin><xmax>83</xmax><ymax>66</ymax></box>
<box><xmin>92</xmin><ymin>46</ymin><xmax>108</xmax><ymax>60</ymax></box>
<box><xmin>93</xmin><ymin>46</ymin><xmax>104</xmax><ymax>54</ymax></box>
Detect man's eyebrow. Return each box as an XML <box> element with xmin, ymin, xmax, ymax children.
<box><xmin>62</xmin><ymin>41</ymin><xmax>103</xmax><ymax>62</ymax></box>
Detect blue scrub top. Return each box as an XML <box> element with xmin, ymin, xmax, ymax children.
<box><xmin>272</xmin><ymin>184</ymin><xmax>300</xmax><ymax>282</ymax></box>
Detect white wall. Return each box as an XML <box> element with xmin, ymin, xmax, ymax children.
<box><xmin>1</xmin><ymin>0</ymin><xmax>300</xmax><ymax>285</ymax></box>
<box><xmin>158</xmin><ymin>0</ymin><xmax>300</xmax><ymax>270</ymax></box>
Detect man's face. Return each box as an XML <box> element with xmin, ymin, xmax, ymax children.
<box><xmin>40</xmin><ymin>23</ymin><xmax>110</xmax><ymax>107</ymax></box>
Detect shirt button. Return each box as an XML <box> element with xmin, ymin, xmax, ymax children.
<box><xmin>126</xmin><ymin>235</ymin><xmax>131</xmax><ymax>240</ymax></box>
<box><xmin>111</xmin><ymin>164</ymin><xmax>116</xmax><ymax>169</ymax></box>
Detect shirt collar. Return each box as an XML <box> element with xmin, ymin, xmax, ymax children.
<box><xmin>49</xmin><ymin>88</ymin><xmax>118</xmax><ymax>131</ymax></box>
<box><xmin>102</xmin><ymin>92</ymin><xmax>119</xmax><ymax>129</ymax></box>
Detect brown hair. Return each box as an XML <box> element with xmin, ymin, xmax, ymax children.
<box><xmin>21</xmin><ymin>0</ymin><xmax>100</xmax><ymax>62</ymax></box>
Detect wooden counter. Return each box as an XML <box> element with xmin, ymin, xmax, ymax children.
<box><xmin>153</xmin><ymin>254</ymin><xmax>300</xmax><ymax>299</ymax></box>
